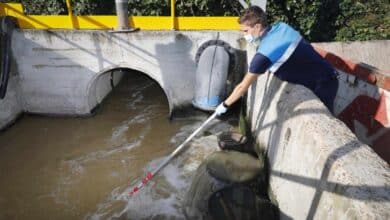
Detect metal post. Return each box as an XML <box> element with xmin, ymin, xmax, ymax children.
<box><xmin>171</xmin><ymin>0</ymin><xmax>176</xmax><ymax>30</ymax></box>
<box><xmin>115</xmin><ymin>0</ymin><xmax>128</xmax><ymax>30</ymax></box>
<box><xmin>112</xmin><ymin>0</ymin><xmax>139</xmax><ymax>33</ymax></box>
<box><xmin>66</xmin><ymin>0</ymin><xmax>74</xmax><ymax>28</ymax></box>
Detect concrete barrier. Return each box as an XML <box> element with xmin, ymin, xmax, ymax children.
<box><xmin>10</xmin><ymin>30</ymin><xmax>241</xmax><ymax>116</ymax></box>
<box><xmin>313</xmin><ymin>40</ymin><xmax>390</xmax><ymax>72</ymax></box>
<box><xmin>245</xmin><ymin>44</ymin><xmax>390</xmax><ymax>218</ymax></box>
<box><xmin>312</xmin><ymin>44</ymin><xmax>390</xmax><ymax>163</ymax></box>
<box><xmin>0</xmin><ymin>30</ymin><xmax>243</xmax><ymax>130</ymax></box>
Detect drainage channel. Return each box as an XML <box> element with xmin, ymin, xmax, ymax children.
<box><xmin>0</xmin><ymin>71</ymin><xmax>236</xmax><ymax>219</ymax></box>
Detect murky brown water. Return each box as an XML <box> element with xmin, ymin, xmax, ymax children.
<box><xmin>0</xmin><ymin>71</ymin><xmax>234</xmax><ymax>220</ymax></box>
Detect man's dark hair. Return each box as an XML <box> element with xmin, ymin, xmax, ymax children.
<box><xmin>238</xmin><ymin>6</ymin><xmax>268</xmax><ymax>28</ymax></box>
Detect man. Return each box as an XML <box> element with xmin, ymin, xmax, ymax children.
<box><xmin>215</xmin><ymin>6</ymin><xmax>339</xmax><ymax>116</ymax></box>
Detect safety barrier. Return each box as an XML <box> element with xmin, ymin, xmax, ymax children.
<box><xmin>314</xmin><ymin>47</ymin><xmax>390</xmax><ymax>163</ymax></box>
<box><xmin>0</xmin><ymin>2</ymin><xmax>240</xmax><ymax>30</ymax></box>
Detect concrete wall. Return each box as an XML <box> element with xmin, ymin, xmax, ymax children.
<box><xmin>245</xmin><ymin>43</ymin><xmax>390</xmax><ymax>218</ymax></box>
<box><xmin>91</xmin><ymin>69</ymin><xmax>124</xmax><ymax>105</ymax></box>
<box><xmin>312</xmin><ymin>42</ymin><xmax>390</xmax><ymax>163</ymax></box>
<box><xmin>10</xmin><ymin>30</ymin><xmax>241</xmax><ymax>117</ymax></box>
<box><xmin>313</xmin><ymin>40</ymin><xmax>390</xmax><ymax>72</ymax></box>
<box><xmin>332</xmin><ymin>69</ymin><xmax>390</xmax><ymax>163</ymax></box>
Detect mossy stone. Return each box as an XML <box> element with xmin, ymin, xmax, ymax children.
<box><xmin>205</xmin><ymin>151</ymin><xmax>264</xmax><ymax>183</ymax></box>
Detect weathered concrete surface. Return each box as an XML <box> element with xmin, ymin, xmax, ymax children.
<box><xmin>246</xmin><ymin>70</ymin><xmax>390</xmax><ymax>219</ymax></box>
<box><xmin>313</xmin><ymin>40</ymin><xmax>390</xmax><ymax>72</ymax></box>
<box><xmin>10</xmin><ymin>30</ymin><xmax>241</xmax><ymax>117</ymax></box>
<box><xmin>332</xmin><ymin>69</ymin><xmax>390</xmax><ymax>163</ymax></box>
<box><xmin>0</xmin><ymin>74</ymin><xmax>22</xmax><ymax>130</ymax></box>
<box><xmin>313</xmin><ymin>41</ymin><xmax>390</xmax><ymax>163</ymax></box>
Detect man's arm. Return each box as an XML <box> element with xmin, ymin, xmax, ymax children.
<box><xmin>221</xmin><ymin>52</ymin><xmax>271</xmax><ymax>107</ymax></box>
<box><xmin>224</xmin><ymin>72</ymin><xmax>259</xmax><ymax>106</ymax></box>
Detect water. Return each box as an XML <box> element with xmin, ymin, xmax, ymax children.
<box><xmin>0</xmin><ymin>71</ymin><xmax>235</xmax><ymax>219</ymax></box>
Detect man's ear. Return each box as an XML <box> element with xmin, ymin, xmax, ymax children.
<box><xmin>254</xmin><ymin>23</ymin><xmax>262</xmax><ymax>31</ymax></box>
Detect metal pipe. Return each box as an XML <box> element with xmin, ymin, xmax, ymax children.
<box><xmin>115</xmin><ymin>0</ymin><xmax>129</xmax><ymax>30</ymax></box>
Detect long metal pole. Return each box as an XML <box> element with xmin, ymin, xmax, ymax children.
<box><xmin>128</xmin><ymin>112</ymin><xmax>218</xmax><ymax>197</ymax></box>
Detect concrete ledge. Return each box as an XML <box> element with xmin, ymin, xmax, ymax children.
<box><xmin>246</xmin><ymin>74</ymin><xmax>390</xmax><ymax>219</ymax></box>
<box><xmin>313</xmin><ymin>40</ymin><xmax>390</xmax><ymax>73</ymax></box>
<box><xmin>313</xmin><ymin>46</ymin><xmax>390</xmax><ymax>91</ymax></box>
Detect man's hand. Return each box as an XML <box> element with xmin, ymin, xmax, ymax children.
<box><xmin>215</xmin><ymin>102</ymin><xmax>229</xmax><ymax>116</ymax></box>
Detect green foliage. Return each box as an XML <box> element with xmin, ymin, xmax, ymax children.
<box><xmin>0</xmin><ymin>0</ymin><xmax>388</xmax><ymax>41</ymax></box>
<box><xmin>0</xmin><ymin>0</ymin><xmax>68</xmax><ymax>15</ymax></box>
<box><xmin>266</xmin><ymin>0</ymin><xmax>340</xmax><ymax>42</ymax></box>
<box><xmin>26</xmin><ymin>0</ymin><xmax>67</xmax><ymax>15</ymax></box>
<box><xmin>175</xmin><ymin>0</ymin><xmax>244</xmax><ymax>16</ymax></box>
<box><xmin>128</xmin><ymin>0</ymin><xmax>170</xmax><ymax>16</ymax></box>
<box><xmin>72</xmin><ymin>0</ymin><xmax>115</xmax><ymax>15</ymax></box>
<box><xmin>335</xmin><ymin>0</ymin><xmax>390</xmax><ymax>41</ymax></box>
<box><xmin>266</xmin><ymin>0</ymin><xmax>389</xmax><ymax>42</ymax></box>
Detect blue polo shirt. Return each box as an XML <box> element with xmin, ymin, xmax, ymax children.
<box><xmin>249</xmin><ymin>22</ymin><xmax>337</xmax><ymax>91</ymax></box>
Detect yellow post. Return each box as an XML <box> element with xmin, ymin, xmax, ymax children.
<box><xmin>171</xmin><ymin>0</ymin><xmax>175</xmax><ymax>30</ymax></box>
<box><xmin>66</xmin><ymin>0</ymin><xmax>74</xmax><ymax>29</ymax></box>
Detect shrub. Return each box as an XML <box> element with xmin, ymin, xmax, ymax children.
<box><xmin>0</xmin><ymin>0</ymin><xmax>388</xmax><ymax>41</ymax></box>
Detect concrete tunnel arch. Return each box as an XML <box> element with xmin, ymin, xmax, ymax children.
<box><xmin>86</xmin><ymin>65</ymin><xmax>173</xmax><ymax>115</ymax></box>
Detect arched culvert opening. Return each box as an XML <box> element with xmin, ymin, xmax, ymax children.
<box><xmin>87</xmin><ymin>68</ymin><xmax>171</xmax><ymax>117</ymax></box>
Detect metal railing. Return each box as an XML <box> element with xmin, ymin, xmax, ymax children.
<box><xmin>0</xmin><ymin>1</ymin><xmax>243</xmax><ymax>30</ymax></box>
